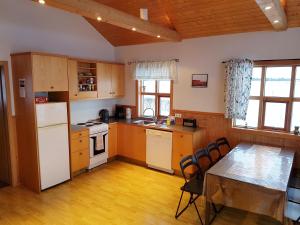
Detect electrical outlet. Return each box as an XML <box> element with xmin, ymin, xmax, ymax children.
<box><xmin>175</xmin><ymin>113</ymin><xmax>182</xmax><ymax>118</ymax></box>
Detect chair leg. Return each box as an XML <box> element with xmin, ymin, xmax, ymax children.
<box><xmin>175</xmin><ymin>192</ymin><xmax>202</xmax><ymax>221</ymax></box>
<box><xmin>175</xmin><ymin>190</ymin><xmax>184</xmax><ymax>219</ymax></box>
<box><xmin>193</xmin><ymin>201</ymin><xmax>203</xmax><ymax>225</ymax></box>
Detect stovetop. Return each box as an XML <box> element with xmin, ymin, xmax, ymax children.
<box><xmin>77</xmin><ymin>121</ymin><xmax>103</xmax><ymax>127</ymax></box>
<box><xmin>77</xmin><ymin>120</ymin><xmax>108</xmax><ymax>134</ymax></box>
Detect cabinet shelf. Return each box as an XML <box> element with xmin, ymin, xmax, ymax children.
<box><xmin>78</xmin><ymin>67</ymin><xmax>97</xmax><ymax>70</ymax></box>
<box><xmin>78</xmin><ymin>75</ymin><xmax>96</xmax><ymax>78</ymax></box>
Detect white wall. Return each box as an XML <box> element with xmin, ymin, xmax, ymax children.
<box><xmin>0</xmin><ymin>0</ymin><xmax>118</xmax><ymax>118</ymax></box>
<box><xmin>70</xmin><ymin>99</ymin><xmax>119</xmax><ymax>124</ymax></box>
<box><xmin>116</xmin><ymin>28</ymin><xmax>300</xmax><ymax>113</ymax></box>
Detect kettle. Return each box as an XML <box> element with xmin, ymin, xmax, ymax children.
<box><xmin>99</xmin><ymin>109</ymin><xmax>109</xmax><ymax>123</ymax></box>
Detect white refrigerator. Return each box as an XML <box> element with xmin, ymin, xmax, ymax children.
<box><xmin>36</xmin><ymin>102</ymin><xmax>70</xmax><ymax>190</ymax></box>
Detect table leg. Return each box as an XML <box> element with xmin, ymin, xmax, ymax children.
<box><xmin>205</xmin><ymin>199</ymin><xmax>211</xmax><ymax>225</ymax></box>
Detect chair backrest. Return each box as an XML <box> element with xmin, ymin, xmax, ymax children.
<box><xmin>216</xmin><ymin>137</ymin><xmax>231</xmax><ymax>157</ymax></box>
<box><xmin>194</xmin><ymin>148</ymin><xmax>212</xmax><ymax>176</ymax></box>
<box><xmin>206</xmin><ymin>142</ymin><xmax>221</xmax><ymax>164</ymax></box>
<box><xmin>179</xmin><ymin>155</ymin><xmax>200</xmax><ymax>183</ymax></box>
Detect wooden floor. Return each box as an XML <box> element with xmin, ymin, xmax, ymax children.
<box><xmin>0</xmin><ymin>161</ymin><xmax>282</xmax><ymax>225</ymax></box>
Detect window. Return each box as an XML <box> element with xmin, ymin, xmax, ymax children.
<box><xmin>234</xmin><ymin>61</ymin><xmax>300</xmax><ymax>132</ymax></box>
<box><xmin>137</xmin><ymin>80</ymin><xmax>172</xmax><ymax>117</ymax></box>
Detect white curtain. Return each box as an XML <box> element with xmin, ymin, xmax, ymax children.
<box><xmin>129</xmin><ymin>60</ymin><xmax>178</xmax><ymax>81</ymax></box>
<box><xmin>224</xmin><ymin>58</ymin><xmax>253</xmax><ymax>120</ymax></box>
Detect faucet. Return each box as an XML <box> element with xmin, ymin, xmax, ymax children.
<box><xmin>143</xmin><ymin>108</ymin><xmax>157</xmax><ymax>123</ymax></box>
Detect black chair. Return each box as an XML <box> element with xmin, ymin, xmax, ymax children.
<box><xmin>216</xmin><ymin>137</ymin><xmax>231</xmax><ymax>157</ymax></box>
<box><xmin>175</xmin><ymin>155</ymin><xmax>203</xmax><ymax>225</ymax></box>
<box><xmin>194</xmin><ymin>148</ymin><xmax>212</xmax><ymax>176</ymax></box>
<box><xmin>194</xmin><ymin>148</ymin><xmax>223</xmax><ymax>216</ymax></box>
<box><xmin>206</xmin><ymin>143</ymin><xmax>222</xmax><ymax>165</ymax></box>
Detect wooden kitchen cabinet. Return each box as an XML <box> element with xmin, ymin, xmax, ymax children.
<box><xmin>70</xmin><ymin>129</ymin><xmax>89</xmax><ymax>174</ymax></box>
<box><xmin>97</xmin><ymin>62</ymin><xmax>125</xmax><ymax>99</ymax></box>
<box><xmin>117</xmin><ymin>123</ymin><xmax>146</xmax><ymax>162</ymax></box>
<box><xmin>32</xmin><ymin>54</ymin><xmax>68</xmax><ymax>92</ymax></box>
<box><xmin>172</xmin><ymin>130</ymin><xmax>205</xmax><ymax>173</ymax></box>
<box><xmin>68</xmin><ymin>59</ymin><xmax>98</xmax><ymax>100</ymax></box>
<box><xmin>108</xmin><ymin>123</ymin><xmax>118</xmax><ymax>158</ymax></box>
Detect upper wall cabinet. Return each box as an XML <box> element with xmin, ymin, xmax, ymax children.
<box><xmin>68</xmin><ymin>59</ymin><xmax>98</xmax><ymax>100</ymax></box>
<box><xmin>97</xmin><ymin>63</ymin><xmax>125</xmax><ymax>99</ymax></box>
<box><xmin>32</xmin><ymin>54</ymin><xmax>68</xmax><ymax>92</ymax></box>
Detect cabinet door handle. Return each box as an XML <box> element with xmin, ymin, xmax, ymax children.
<box><xmin>79</xmin><ymin>152</ymin><xmax>83</xmax><ymax>155</ymax></box>
<box><xmin>50</xmin><ymin>86</ymin><xmax>54</xmax><ymax>89</ymax></box>
<box><xmin>79</xmin><ymin>133</ymin><xmax>82</xmax><ymax>136</ymax></box>
<box><xmin>79</xmin><ymin>140</ymin><xmax>82</xmax><ymax>143</ymax></box>
<box><xmin>75</xmin><ymin>94</ymin><xmax>78</xmax><ymax>96</ymax></box>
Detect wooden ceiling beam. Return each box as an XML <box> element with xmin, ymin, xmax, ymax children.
<box><xmin>32</xmin><ymin>0</ymin><xmax>181</xmax><ymax>41</ymax></box>
<box><xmin>255</xmin><ymin>0</ymin><xmax>287</xmax><ymax>30</ymax></box>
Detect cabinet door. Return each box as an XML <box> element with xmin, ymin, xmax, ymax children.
<box><xmin>172</xmin><ymin>132</ymin><xmax>193</xmax><ymax>172</ymax></box>
<box><xmin>71</xmin><ymin>149</ymin><xmax>89</xmax><ymax>173</ymax></box>
<box><xmin>32</xmin><ymin>54</ymin><xmax>68</xmax><ymax>92</ymax></box>
<box><xmin>68</xmin><ymin>59</ymin><xmax>79</xmax><ymax>99</ymax></box>
<box><xmin>117</xmin><ymin>124</ymin><xmax>146</xmax><ymax>162</ymax></box>
<box><xmin>97</xmin><ymin>63</ymin><xmax>112</xmax><ymax>99</ymax></box>
<box><xmin>108</xmin><ymin>123</ymin><xmax>118</xmax><ymax>158</ymax></box>
<box><xmin>111</xmin><ymin>64</ymin><xmax>125</xmax><ymax>97</ymax></box>
<box><xmin>131</xmin><ymin>126</ymin><xmax>146</xmax><ymax>162</ymax></box>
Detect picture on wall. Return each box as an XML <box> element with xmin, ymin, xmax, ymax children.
<box><xmin>192</xmin><ymin>74</ymin><xmax>208</xmax><ymax>88</ymax></box>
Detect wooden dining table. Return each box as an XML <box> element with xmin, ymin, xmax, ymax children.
<box><xmin>204</xmin><ymin>143</ymin><xmax>295</xmax><ymax>225</ymax></box>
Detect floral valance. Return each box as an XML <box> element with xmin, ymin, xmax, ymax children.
<box><xmin>128</xmin><ymin>59</ymin><xmax>178</xmax><ymax>81</ymax></box>
<box><xmin>224</xmin><ymin>58</ymin><xmax>253</xmax><ymax>120</ymax></box>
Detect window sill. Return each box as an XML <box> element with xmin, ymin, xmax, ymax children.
<box><xmin>230</xmin><ymin>127</ymin><xmax>300</xmax><ymax>141</ymax></box>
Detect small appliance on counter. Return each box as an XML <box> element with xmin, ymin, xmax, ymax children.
<box><xmin>115</xmin><ymin>105</ymin><xmax>125</xmax><ymax>119</ymax></box>
<box><xmin>126</xmin><ymin>107</ymin><xmax>132</xmax><ymax>120</ymax></box>
<box><xmin>99</xmin><ymin>109</ymin><xmax>109</xmax><ymax>123</ymax></box>
<box><xmin>183</xmin><ymin>118</ymin><xmax>197</xmax><ymax>128</ymax></box>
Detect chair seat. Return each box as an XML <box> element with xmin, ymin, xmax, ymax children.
<box><xmin>290</xmin><ymin>176</ymin><xmax>300</xmax><ymax>189</ymax></box>
<box><xmin>285</xmin><ymin>201</ymin><xmax>300</xmax><ymax>222</ymax></box>
<box><xmin>288</xmin><ymin>188</ymin><xmax>300</xmax><ymax>203</ymax></box>
<box><xmin>181</xmin><ymin>176</ymin><xmax>203</xmax><ymax>195</ymax></box>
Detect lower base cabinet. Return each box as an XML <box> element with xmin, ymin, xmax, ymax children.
<box><xmin>70</xmin><ymin>129</ymin><xmax>89</xmax><ymax>174</ymax></box>
<box><xmin>117</xmin><ymin>123</ymin><xmax>146</xmax><ymax>162</ymax></box>
<box><xmin>172</xmin><ymin>130</ymin><xmax>205</xmax><ymax>173</ymax></box>
<box><xmin>108</xmin><ymin>123</ymin><xmax>118</xmax><ymax>158</ymax></box>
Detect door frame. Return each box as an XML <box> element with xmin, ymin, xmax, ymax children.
<box><xmin>0</xmin><ymin>61</ymin><xmax>17</xmax><ymax>186</ymax></box>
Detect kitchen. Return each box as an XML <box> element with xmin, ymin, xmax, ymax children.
<box><xmin>0</xmin><ymin>0</ymin><xmax>300</xmax><ymax>225</ymax></box>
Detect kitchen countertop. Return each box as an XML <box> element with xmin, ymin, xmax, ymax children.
<box><xmin>70</xmin><ymin>125</ymin><xmax>89</xmax><ymax>133</ymax></box>
<box><xmin>108</xmin><ymin>118</ymin><xmax>202</xmax><ymax>134</ymax></box>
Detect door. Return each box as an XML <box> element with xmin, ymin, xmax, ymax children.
<box><xmin>111</xmin><ymin>64</ymin><xmax>125</xmax><ymax>97</ymax></box>
<box><xmin>68</xmin><ymin>59</ymin><xmax>79</xmax><ymax>99</ymax></box>
<box><xmin>37</xmin><ymin>124</ymin><xmax>70</xmax><ymax>190</ymax></box>
<box><xmin>97</xmin><ymin>63</ymin><xmax>112</xmax><ymax>99</ymax></box>
<box><xmin>0</xmin><ymin>66</ymin><xmax>10</xmax><ymax>187</ymax></box>
<box><xmin>172</xmin><ymin>132</ymin><xmax>193</xmax><ymax>173</ymax></box>
<box><xmin>32</xmin><ymin>54</ymin><xmax>68</xmax><ymax>92</ymax></box>
<box><xmin>108</xmin><ymin>123</ymin><xmax>118</xmax><ymax>158</ymax></box>
<box><xmin>35</xmin><ymin>102</ymin><xmax>68</xmax><ymax>128</ymax></box>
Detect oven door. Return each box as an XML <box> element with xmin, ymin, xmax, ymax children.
<box><xmin>90</xmin><ymin>131</ymin><xmax>108</xmax><ymax>157</ymax></box>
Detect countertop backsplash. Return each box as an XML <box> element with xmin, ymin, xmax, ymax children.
<box><xmin>70</xmin><ymin>99</ymin><xmax>120</xmax><ymax>124</ymax></box>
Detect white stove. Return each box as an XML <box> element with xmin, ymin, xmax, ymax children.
<box><xmin>77</xmin><ymin>120</ymin><xmax>109</xmax><ymax>169</ymax></box>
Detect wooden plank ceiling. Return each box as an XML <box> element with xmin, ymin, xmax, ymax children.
<box><xmin>87</xmin><ymin>0</ymin><xmax>300</xmax><ymax>46</ymax></box>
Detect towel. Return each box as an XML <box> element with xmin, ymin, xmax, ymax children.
<box><xmin>96</xmin><ymin>133</ymin><xmax>104</xmax><ymax>151</ymax></box>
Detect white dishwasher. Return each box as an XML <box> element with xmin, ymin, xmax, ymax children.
<box><xmin>146</xmin><ymin>129</ymin><xmax>173</xmax><ymax>174</ymax></box>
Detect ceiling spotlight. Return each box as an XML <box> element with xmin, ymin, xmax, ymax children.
<box><xmin>132</xmin><ymin>27</ymin><xmax>136</xmax><ymax>31</ymax></box>
<box><xmin>273</xmin><ymin>20</ymin><xmax>279</xmax><ymax>24</ymax></box>
<box><xmin>157</xmin><ymin>35</ymin><xmax>161</xmax><ymax>38</ymax></box>
<box><xmin>38</xmin><ymin>0</ymin><xmax>46</xmax><ymax>4</ymax></box>
<box><xmin>97</xmin><ymin>16</ymin><xmax>102</xmax><ymax>21</ymax></box>
<box><xmin>264</xmin><ymin>6</ymin><xmax>272</xmax><ymax>10</ymax></box>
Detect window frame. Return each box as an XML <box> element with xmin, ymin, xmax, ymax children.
<box><xmin>234</xmin><ymin>59</ymin><xmax>300</xmax><ymax>132</ymax></box>
<box><xmin>136</xmin><ymin>80</ymin><xmax>173</xmax><ymax>118</ymax></box>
